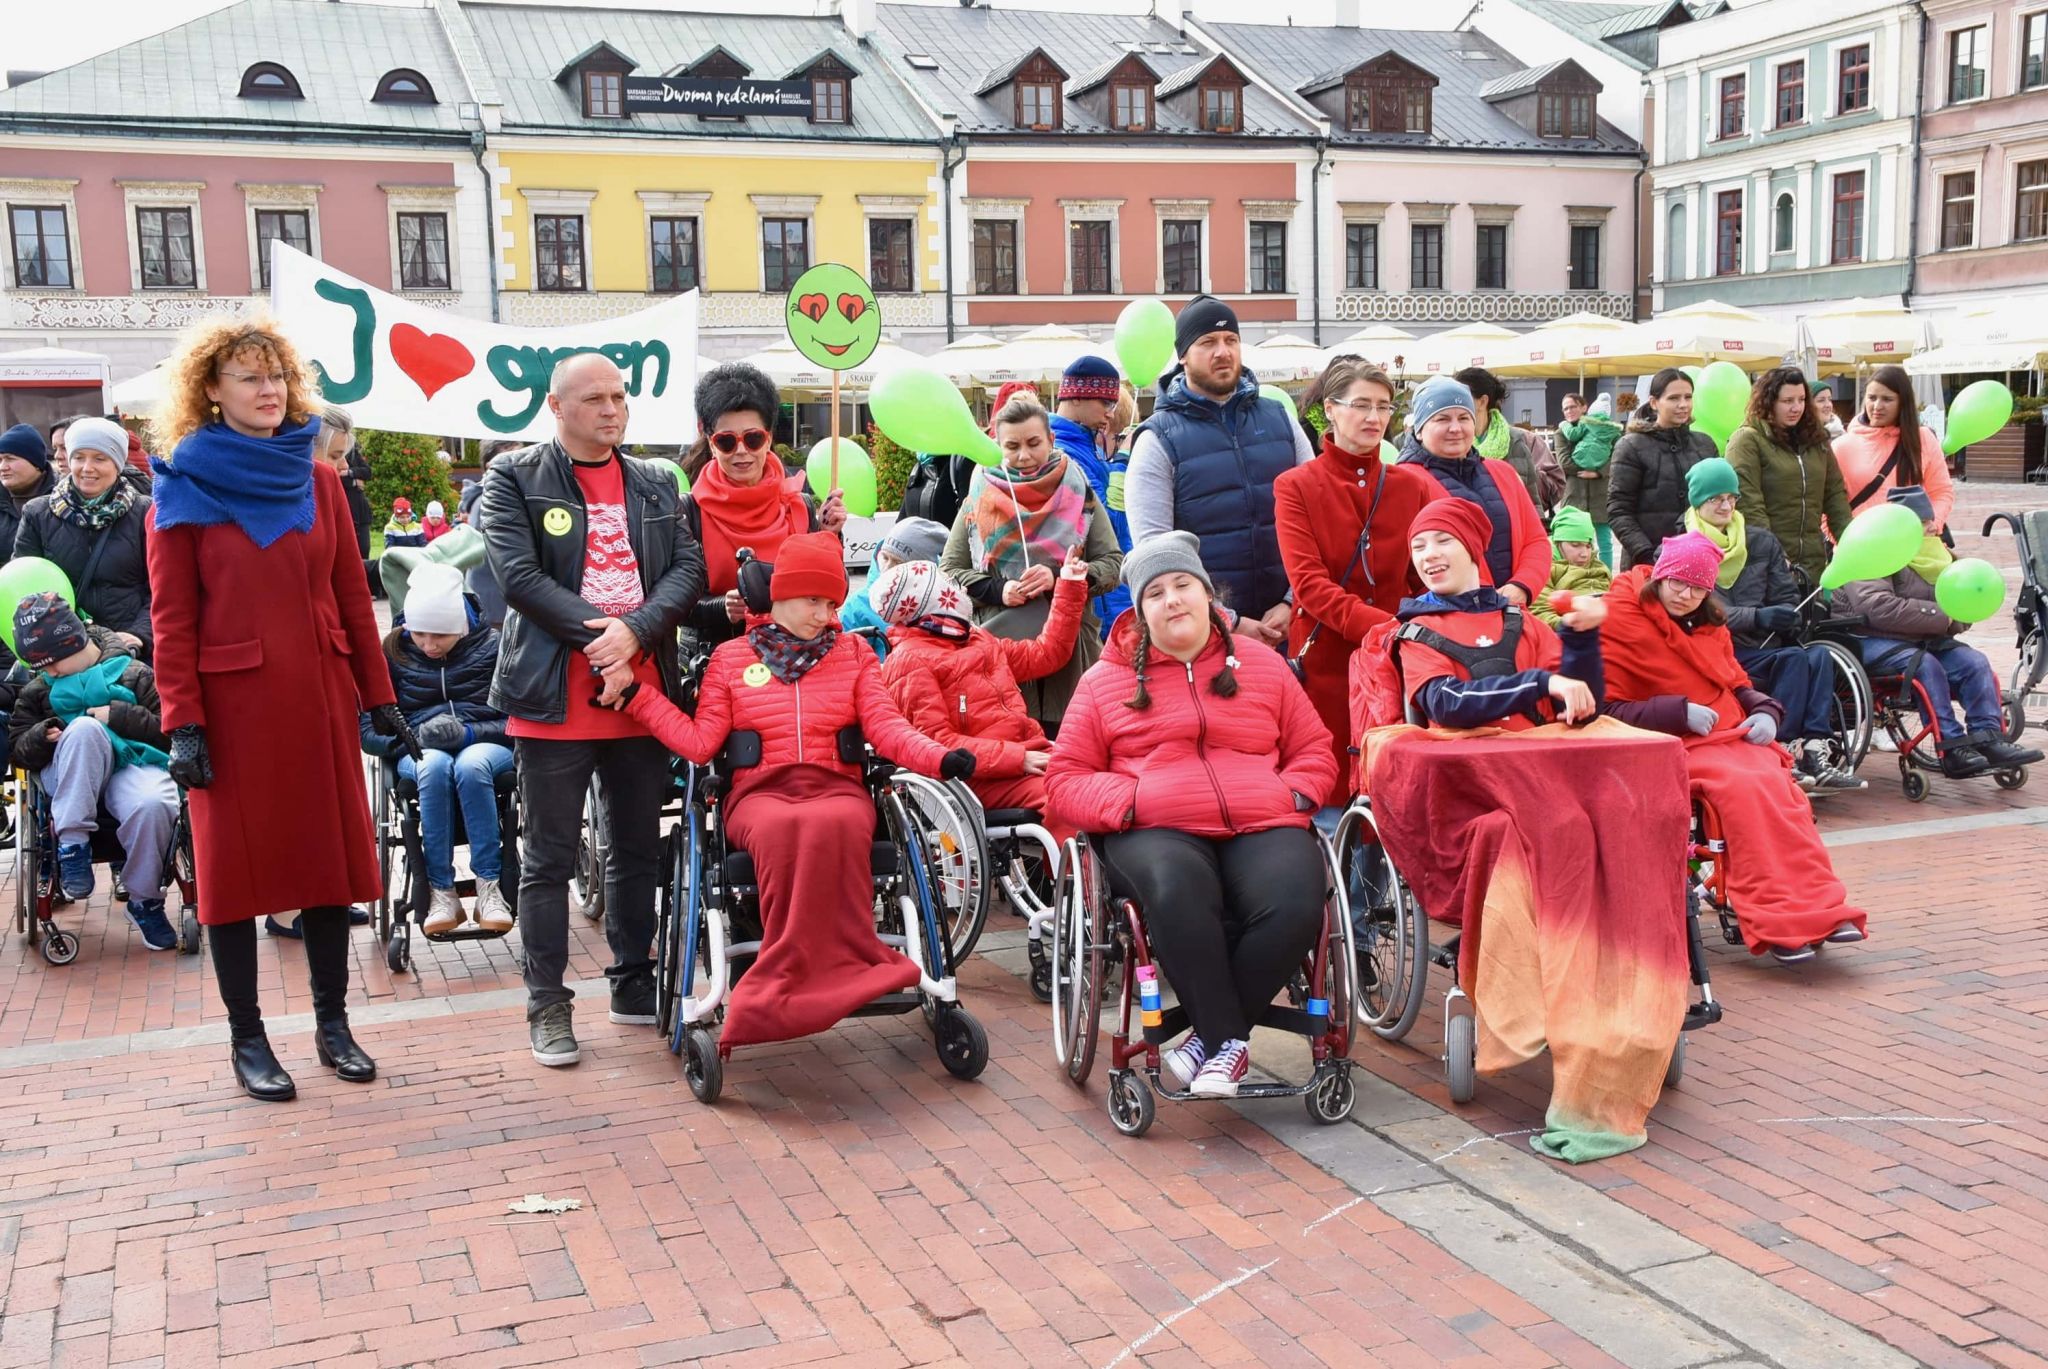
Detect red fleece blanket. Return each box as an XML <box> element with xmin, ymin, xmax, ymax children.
<box><xmin>1365</xmin><ymin>718</ymin><xmax>1691</xmax><ymax>1161</ymax></box>
<box><xmin>718</xmin><ymin>765</ymin><xmax>920</xmax><ymax>1051</ymax></box>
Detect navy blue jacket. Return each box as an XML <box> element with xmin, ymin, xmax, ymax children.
<box><xmin>360</xmin><ymin>613</ymin><xmax>508</xmax><ymax>757</ymax></box>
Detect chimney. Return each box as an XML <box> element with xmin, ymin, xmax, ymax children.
<box><xmin>1151</xmin><ymin>0</ymin><xmax>1187</xmax><ymax>31</ymax></box>
<box><xmin>1333</xmin><ymin>0</ymin><xmax>1364</xmax><ymax>24</ymax></box>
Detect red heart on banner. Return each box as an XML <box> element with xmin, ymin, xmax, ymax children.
<box><xmin>389</xmin><ymin>322</ymin><xmax>475</xmax><ymax>400</ymax></box>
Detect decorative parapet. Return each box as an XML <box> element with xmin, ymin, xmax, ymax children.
<box><xmin>502</xmin><ymin>290</ymin><xmax>943</xmax><ymax>329</ymax></box>
<box><xmin>5</xmin><ymin>292</ymin><xmax>462</xmax><ymax>328</ymax></box>
<box><xmin>1332</xmin><ymin>291</ymin><xmax>1631</xmax><ymax>323</ymax></box>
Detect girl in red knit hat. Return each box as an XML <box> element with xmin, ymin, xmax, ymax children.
<box><xmin>601</xmin><ymin>531</ymin><xmax>975</xmax><ymax>1048</ymax></box>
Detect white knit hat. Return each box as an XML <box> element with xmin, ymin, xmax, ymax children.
<box><xmin>870</xmin><ymin>560</ymin><xmax>972</xmax><ymax>640</ymax></box>
<box><xmin>405</xmin><ymin>562</ymin><xmax>469</xmax><ymax>635</ymax></box>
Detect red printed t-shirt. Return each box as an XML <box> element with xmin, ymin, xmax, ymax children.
<box><xmin>508</xmin><ymin>456</ymin><xmax>660</xmax><ymax>741</ymax></box>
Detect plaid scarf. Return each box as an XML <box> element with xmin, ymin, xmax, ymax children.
<box><xmin>964</xmin><ymin>453</ymin><xmax>1090</xmax><ymax>583</ymax></box>
<box><xmin>746</xmin><ymin>622</ymin><xmax>840</xmax><ymax>685</ymax></box>
<box><xmin>48</xmin><ymin>474</ymin><xmax>136</xmax><ymax>532</ymax></box>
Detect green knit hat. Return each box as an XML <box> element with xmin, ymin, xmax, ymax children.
<box><xmin>1550</xmin><ymin>505</ymin><xmax>1596</xmax><ymax>547</ymax></box>
<box><xmin>1686</xmin><ymin>456</ymin><xmax>1740</xmax><ymax>508</ymax></box>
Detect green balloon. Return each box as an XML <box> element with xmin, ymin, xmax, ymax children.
<box><xmin>663</xmin><ymin>458</ymin><xmax>690</xmax><ymax>495</ymax></box>
<box><xmin>870</xmin><ymin>364</ymin><xmax>999</xmax><ymax>467</ymax></box>
<box><xmin>1934</xmin><ymin>557</ymin><xmax>2007</xmax><ymax>623</ymax></box>
<box><xmin>805</xmin><ymin>437</ymin><xmax>878</xmax><ymax>518</ymax></box>
<box><xmin>1691</xmin><ymin>360</ymin><xmax>1749</xmax><ymax>444</ymax></box>
<box><xmin>1259</xmin><ymin>384</ymin><xmax>1299</xmax><ymax>425</ymax></box>
<box><xmin>1943</xmin><ymin>379</ymin><xmax>2014</xmax><ymax>456</ymax></box>
<box><xmin>1114</xmin><ymin>299</ymin><xmax>1174</xmax><ymax>388</ymax></box>
<box><xmin>1819</xmin><ymin>503</ymin><xmax>1925</xmax><ymax>590</ymax></box>
<box><xmin>784</xmin><ymin>262</ymin><xmax>881</xmax><ymax>371</ymax></box>
<box><xmin>1681</xmin><ymin>365</ymin><xmax>1704</xmax><ymax>384</ymax></box>
<box><xmin>0</xmin><ymin>556</ymin><xmax>75</xmax><ymax>654</ymax></box>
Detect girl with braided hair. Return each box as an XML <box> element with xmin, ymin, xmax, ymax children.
<box><xmin>1045</xmin><ymin>531</ymin><xmax>1336</xmax><ymax>1098</ymax></box>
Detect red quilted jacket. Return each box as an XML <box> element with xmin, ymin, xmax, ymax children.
<box><xmin>1046</xmin><ymin>613</ymin><xmax>1337</xmax><ymax>838</ymax></box>
<box><xmin>880</xmin><ymin>575</ymin><xmax>1084</xmax><ymax>778</ymax></box>
<box><xmin>627</xmin><ymin>631</ymin><xmax>949</xmax><ymax>803</ymax></box>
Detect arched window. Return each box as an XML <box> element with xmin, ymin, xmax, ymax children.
<box><xmin>1665</xmin><ymin>201</ymin><xmax>1688</xmax><ymax>280</ymax></box>
<box><xmin>373</xmin><ymin>69</ymin><xmax>437</xmax><ymax>105</ymax></box>
<box><xmin>1772</xmin><ymin>191</ymin><xmax>1796</xmax><ymax>253</ymax></box>
<box><xmin>238</xmin><ymin>62</ymin><xmax>304</xmax><ymax>99</ymax></box>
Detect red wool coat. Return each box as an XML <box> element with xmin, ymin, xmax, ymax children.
<box><xmin>147</xmin><ymin>461</ymin><xmax>396</xmax><ymax>925</ymax></box>
<box><xmin>1046</xmin><ymin>614</ymin><xmax>1337</xmax><ymax>838</ymax></box>
<box><xmin>1410</xmin><ymin>459</ymin><xmax>1554</xmax><ymax>598</ymax></box>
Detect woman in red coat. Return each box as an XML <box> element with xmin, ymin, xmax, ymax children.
<box><xmin>875</xmin><ymin>553</ymin><xmax>1087</xmax><ymax>842</ymax></box>
<box><xmin>1397</xmin><ymin>376</ymin><xmax>1553</xmax><ymax>604</ymax></box>
<box><xmin>610</xmin><ymin>533</ymin><xmax>974</xmax><ymax>1050</ymax></box>
<box><xmin>1046</xmin><ymin>532</ymin><xmax>1337</xmax><ymax>1100</ymax></box>
<box><xmin>146</xmin><ymin>318</ymin><xmax>406</xmax><ymax>1102</ymax></box>
<box><xmin>1275</xmin><ymin>358</ymin><xmax>1437</xmax><ymax>799</ymax></box>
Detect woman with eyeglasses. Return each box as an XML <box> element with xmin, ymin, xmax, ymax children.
<box><xmin>1273</xmin><ymin>358</ymin><xmax>1437</xmax><ymax>801</ymax></box>
<box><xmin>678</xmin><ymin>364</ymin><xmax>847</xmax><ymax>647</ymax></box>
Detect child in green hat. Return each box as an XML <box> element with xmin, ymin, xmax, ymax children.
<box><xmin>1535</xmin><ymin>504</ymin><xmax>1613</xmax><ymax>626</ymax></box>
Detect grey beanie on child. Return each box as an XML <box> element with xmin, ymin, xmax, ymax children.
<box><xmin>1120</xmin><ymin>530</ymin><xmax>1215</xmax><ymax>603</ymax></box>
<box><xmin>879</xmin><ymin>515</ymin><xmax>949</xmax><ymax>565</ymax></box>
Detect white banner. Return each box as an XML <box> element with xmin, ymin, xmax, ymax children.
<box><xmin>269</xmin><ymin>243</ymin><xmax>699</xmax><ymax>443</ymax></box>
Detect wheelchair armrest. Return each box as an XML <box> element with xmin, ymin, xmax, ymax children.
<box><xmin>1813</xmin><ymin>614</ymin><xmax>1867</xmax><ymax>634</ymax></box>
<box><xmin>720</xmin><ymin>730</ymin><xmax>763</xmax><ymax>771</ymax></box>
<box><xmin>836</xmin><ymin>724</ymin><xmax>867</xmax><ymax>767</ymax></box>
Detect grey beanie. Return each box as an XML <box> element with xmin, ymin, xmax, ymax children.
<box><xmin>62</xmin><ymin>416</ymin><xmax>129</xmax><ymax>464</ymax></box>
<box><xmin>1121</xmin><ymin>529</ymin><xmax>1215</xmax><ymax>603</ymax></box>
<box><xmin>878</xmin><ymin>515</ymin><xmax>949</xmax><ymax>566</ymax></box>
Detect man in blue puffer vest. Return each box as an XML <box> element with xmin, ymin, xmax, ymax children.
<box><xmin>1048</xmin><ymin>354</ymin><xmax>1131</xmax><ymax>636</ymax></box>
<box><xmin>1122</xmin><ymin>296</ymin><xmax>1312</xmax><ymax>647</ymax></box>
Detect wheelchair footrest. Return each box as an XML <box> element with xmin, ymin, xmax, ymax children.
<box><xmin>846</xmin><ymin>991</ymin><xmax>924</xmax><ymax>1018</ymax></box>
<box><xmin>421</xmin><ymin>926</ymin><xmax>513</xmax><ymax>944</ymax></box>
<box><xmin>1684</xmin><ymin>1000</ymin><xmax>1724</xmax><ymax>1031</ymax></box>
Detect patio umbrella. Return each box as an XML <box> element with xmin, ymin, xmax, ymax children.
<box><xmin>1797</xmin><ymin>298</ymin><xmax>1932</xmax><ymax>376</ymax></box>
<box><xmin>107</xmin><ymin>365</ymin><xmax>167</xmax><ymax>414</ymax></box>
<box><xmin>735</xmin><ymin>337</ymin><xmax>928</xmax><ymax>396</ymax></box>
<box><xmin>1905</xmin><ymin>303</ymin><xmax>2048</xmax><ymax>377</ymax></box>
<box><xmin>1396</xmin><ymin>323</ymin><xmax>1524</xmax><ymax>379</ymax></box>
<box><xmin>928</xmin><ymin>333</ymin><xmax>1006</xmax><ymax>387</ymax></box>
<box><xmin>1598</xmin><ymin>300</ymin><xmax>1792</xmax><ymax>372</ymax></box>
<box><xmin>1241</xmin><ymin>334</ymin><xmax>1328</xmax><ymax>384</ymax></box>
<box><xmin>972</xmin><ymin>325</ymin><xmax>1103</xmax><ymax>386</ymax></box>
<box><xmin>1487</xmin><ymin>313</ymin><xmax>1638</xmax><ymax>380</ymax></box>
<box><xmin>1320</xmin><ymin>324</ymin><xmax>1416</xmax><ymax>372</ymax></box>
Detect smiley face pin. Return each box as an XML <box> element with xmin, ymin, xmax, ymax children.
<box><xmin>742</xmin><ymin>662</ymin><xmax>773</xmax><ymax>688</ymax></box>
<box><xmin>785</xmin><ymin>263</ymin><xmax>881</xmax><ymax>371</ymax></box>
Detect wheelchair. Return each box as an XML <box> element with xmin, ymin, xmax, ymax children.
<box><xmin>10</xmin><ymin>765</ymin><xmax>199</xmax><ymax>965</ymax></box>
<box><xmin>367</xmin><ymin>752</ymin><xmax>523</xmax><ymax>974</ymax></box>
<box><xmin>1984</xmin><ymin>510</ymin><xmax>2048</xmax><ymax>740</ymax></box>
<box><xmin>1857</xmin><ymin>646</ymin><xmax>2030</xmax><ymax>801</ymax></box>
<box><xmin>1047</xmin><ymin>828</ymin><xmax>1359</xmax><ymax>1136</ymax></box>
<box><xmin>650</xmin><ymin>725</ymin><xmax>991</xmax><ymax>1104</ymax></box>
<box><xmin>571</xmin><ymin>775</ymin><xmax>608</xmax><ymax>924</ymax></box>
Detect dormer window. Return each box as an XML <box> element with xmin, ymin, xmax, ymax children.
<box><xmin>793</xmin><ymin>52</ymin><xmax>856</xmax><ymax>126</ymax></box>
<box><xmin>239</xmin><ymin>63</ymin><xmax>303</xmax><ymax>100</ymax></box>
<box><xmin>1018</xmin><ymin>80</ymin><xmax>1059</xmax><ymax>129</ymax></box>
<box><xmin>1112</xmin><ymin>81</ymin><xmax>1152</xmax><ymax>132</ymax></box>
<box><xmin>1337</xmin><ymin>56</ymin><xmax>1438</xmax><ymax>135</ymax></box>
<box><xmin>1200</xmin><ymin>81</ymin><xmax>1240</xmax><ymax>133</ymax></box>
<box><xmin>373</xmin><ymin>69</ymin><xmax>437</xmax><ymax>105</ymax></box>
<box><xmin>812</xmin><ymin>75</ymin><xmax>848</xmax><ymax>123</ymax></box>
<box><xmin>583</xmin><ymin>70</ymin><xmax>623</xmax><ymax>118</ymax></box>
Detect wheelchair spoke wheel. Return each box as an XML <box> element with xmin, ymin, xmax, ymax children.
<box><xmin>1819</xmin><ymin>639</ymin><xmax>1875</xmax><ymax>777</ymax></box>
<box><xmin>655</xmin><ymin>830</ymin><xmax>682</xmax><ymax>1043</ymax></box>
<box><xmin>1335</xmin><ymin>805</ymin><xmax>1428</xmax><ymax>1041</ymax></box>
<box><xmin>896</xmin><ymin>775</ymin><xmax>990</xmax><ymax>963</ymax></box>
<box><xmin>13</xmin><ymin>779</ymin><xmax>34</xmax><ymax>939</ymax></box>
<box><xmin>572</xmin><ymin>780</ymin><xmax>608</xmax><ymax>922</ymax></box>
<box><xmin>1320</xmin><ymin>829</ymin><xmax>1362</xmax><ymax>1051</ymax></box>
<box><xmin>2008</xmin><ymin>633</ymin><xmax>2041</xmax><ymax>740</ymax></box>
<box><xmin>1050</xmin><ymin>839</ymin><xmax>1104</xmax><ymax>1088</ymax></box>
<box><xmin>682</xmin><ymin>1027</ymin><xmax>722</xmax><ymax>1103</ymax></box>
<box><xmin>1106</xmin><ymin>1069</ymin><xmax>1154</xmax><ymax>1138</ymax></box>
<box><xmin>934</xmin><ymin>1006</ymin><xmax>989</xmax><ymax>1081</ymax></box>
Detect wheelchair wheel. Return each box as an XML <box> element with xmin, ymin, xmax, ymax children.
<box><xmin>13</xmin><ymin>777</ymin><xmax>35</xmax><ymax>939</ymax></box>
<box><xmin>1305</xmin><ymin>1065</ymin><xmax>1356</xmax><ymax>1125</ymax></box>
<box><xmin>179</xmin><ymin>910</ymin><xmax>201</xmax><ymax>956</ymax></box>
<box><xmin>572</xmin><ymin>779</ymin><xmax>607</xmax><ymax>922</ymax></box>
<box><xmin>2008</xmin><ymin>632</ymin><xmax>2042</xmax><ymax>741</ymax></box>
<box><xmin>1445</xmin><ymin>1009</ymin><xmax>1476</xmax><ymax>1104</ymax></box>
<box><xmin>1818</xmin><ymin>638</ymin><xmax>1875</xmax><ymax>777</ymax></box>
<box><xmin>896</xmin><ymin>774</ymin><xmax>990</xmax><ymax>962</ymax></box>
<box><xmin>385</xmin><ymin>929</ymin><xmax>409</xmax><ymax>975</ymax></box>
<box><xmin>934</xmin><ymin>1005</ymin><xmax>989</xmax><ymax>1081</ymax></box>
<box><xmin>1901</xmin><ymin>766</ymin><xmax>1930</xmax><ymax>802</ymax></box>
<box><xmin>370</xmin><ymin>764</ymin><xmax>399</xmax><ymax>942</ymax></box>
<box><xmin>1319</xmin><ymin>830</ymin><xmax>1362</xmax><ymax>1051</ymax></box>
<box><xmin>1049</xmin><ymin>839</ymin><xmax>1104</xmax><ymax>1088</ymax></box>
<box><xmin>682</xmin><ymin>1027</ymin><xmax>722</xmax><ymax>1104</ymax></box>
<box><xmin>1333</xmin><ymin>804</ymin><xmax>1428</xmax><ymax>1042</ymax></box>
<box><xmin>1664</xmin><ymin>1034</ymin><xmax>1686</xmax><ymax>1090</ymax></box>
<box><xmin>40</xmin><ymin>926</ymin><xmax>77</xmax><ymax>966</ymax></box>
<box><xmin>1106</xmin><ymin>1069</ymin><xmax>1154</xmax><ymax>1138</ymax></box>
<box><xmin>655</xmin><ymin>830</ymin><xmax>682</xmax><ymax>1043</ymax></box>
<box><xmin>1995</xmin><ymin>767</ymin><xmax>2028</xmax><ymax>791</ymax></box>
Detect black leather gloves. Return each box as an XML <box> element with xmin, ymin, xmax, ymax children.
<box><xmin>370</xmin><ymin>704</ymin><xmax>423</xmax><ymax>761</ymax></box>
<box><xmin>940</xmin><ymin>749</ymin><xmax>977</xmax><ymax>782</ymax></box>
<box><xmin>168</xmin><ymin>725</ymin><xmax>212</xmax><ymax>790</ymax></box>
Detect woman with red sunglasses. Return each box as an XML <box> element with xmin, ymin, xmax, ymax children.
<box><xmin>679</xmin><ymin>364</ymin><xmax>847</xmax><ymax>646</ymax></box>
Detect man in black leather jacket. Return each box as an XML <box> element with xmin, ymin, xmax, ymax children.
<box><xmin>480</xmin><ymin>353</ymin><xmax>704</xmax><ymax>1067</ymax></box>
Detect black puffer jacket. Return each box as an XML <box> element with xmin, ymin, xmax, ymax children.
<box><xmin>11</xmin><ymin>486</ymin><xmax>153</xmax><ymax>653</ymax></box>
<box><xmin>7</xmin><ymin>649</ymin><xmax>166</xmax><ymax>774</ymax></box>
<box><xmin>0</xmin><ymin>471</ymin><xmax>56</xmax><ymax>565</ymax></box>
<box><xmin>478</xmin><ymin>440</ymin><xmax>705</xmax><ymax>722</ymax></box>
<box><xmin>1608</xmin><ymin>416</ymin><xmax>1718</xmax><ymax>569</ymax></box>
<box><xmin>359</xmin><ymin>616</ymin><xmax>507</xmax><ymax>758</ymax></box>
<box><xmin>1710</xmin><ymin>524</ymin><xmax>1801</xmax><ymax>648</ymax></box>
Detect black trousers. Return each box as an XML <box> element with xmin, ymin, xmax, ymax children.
<box><xmin>515</xmin><ymin>734</ymin><xmax>668</xmax><ymax>1020</ymax></box>
<box><xmin>1103</xmin><ymin>826</ymin><xmax>1323</xmax><ymax>1053</ymax></box>
<box><xmin>209</xmin><ymin>905</ymin><xmax>352</xmax><ymax>1041</ymax></box>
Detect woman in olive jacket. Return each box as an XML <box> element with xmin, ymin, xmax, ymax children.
<box><xmin>1726</xmin><ymin>367</ymin><xmax>1852</xmax><ymax>589</ymax></box>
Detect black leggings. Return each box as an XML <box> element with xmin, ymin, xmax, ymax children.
<box><xmin>1103</xmin><ymin>826</ymin><xmax>1324</xmax><ymax>1054</ymax></box>
<box><xmin>208</xmin><ymin>906</ymin><xmax>353</xmax><ymax>1041</ymax></box>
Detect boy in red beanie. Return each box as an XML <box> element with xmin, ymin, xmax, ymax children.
<box><xmin>605</xmin><ymin>530</ymin><xmax>976</xmax><ymax>1050</ymax></box>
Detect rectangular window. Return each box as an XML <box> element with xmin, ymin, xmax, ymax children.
<box><xmin>1112</xmin><ymin>83</ymin><xmax>1150</xmax><ymax>131</ymax></box>
<box><xmin>1718</xmin><ymin>73</ymin><xmax>1746</xmax><ymax>138</ymax></box>
<box><xmin>1539</xmin><ymin>92</ymin><xmax>1565</xmax><ymax>138</ymax></box>
<box><xmin>1201</xmin><ymin>84</ymin><xmax>1239</xmax><ymax>133</ymax></box>
<box><xmin>1410</xmin><ymin>223</ymin><xmax>1443</xmax><ymax>289</ymax></box>
<box><xmin>1346</xmin><ymin>83</ymin><xmax>1369</xmax><ymax>131</ymax></box>
<box><xmin>582</xmin><ymin>69</ymin><xmax>622</xmax><ymax>119</ymax></box>
<box><xmin>761</xmin><ymin>217</ymin><xmax>808</xmax><ymax>292</ymax></box>
<box><xmin>1018</xmin><ymin>81</ymin><xmax>1056</xmax><ymax>129</ymax></box>
<box><xmin>1568</xmin><ymin>93</ymin><xmax>1594</xmax><ymax>136</ymax></box>
<box><xmin>1475</xmin><ymin>223</ymin><xmax>1507</xmax><ymax>289</ymax></box>
<box><xmin>972</xmin><ymin>219</ymin><xmax>1017</xmax><ymax>294</ymax></box>
<box><xmin>1949</xmin><ymin>26</ymin><xmax>1987</xmax><ymax>102</ymax></box>
<box><xmin>868</xmin><ymin>217</ymin><xmax>913</xmax><ymax>293</ymax></box>
<box><xmin>1569</xmin><ymin>224</ymin><xmax>1601</xmax><ymax>290</ymax></box>
<box><xmin>1776</xmin><ymin>60</ymin><xmax>1806</xmax><ymax>125</ymax></box>
<box><xmin>136</xmin><ymin>206</ymin><xmax>196</xmax><ymax>289</ymax></box>
<box><xmin>1345</xmin><ymin>222</ymin><xmax>1378</xmax><ymax>290</ymax></box>
<box><xmin>2016</xmin><ymin>159</ymin><xmax>2048</xmax><ymax>240</ymax></box>
<box><xmin>8</xmin><ymin>205</ymin><xmax>71</xmax><ymax>289</ymax></box>
<box><xmin>398</xmin><ymin>212</ymin><xmax>449</xmax><ymax>290</ymax></box>
<box><xmin>1069</xmin><ymin>219</ymin><xmax>1111</xmax><ymax>293</ymax></box>
<box><xmin>1837</xmin><ymin>44</ymin><xmax>1871</xmax><ymax>113</ymax></box>
<box><xmin>2025</xmin><ymin>12</ymin><xmax>2047</xmax><ymax>90</ymax></box>
<box><xmin>649</xmin><ymin>216</ymin><xmax>699</xmax><ymax>293</ymax></box>
<box><xmin>1715</xmin><ymin>189</ymin><xmax>1743</xmax><ymax>275</ymax></box>
<box><xmin>1830</xmin><ymin>170</ymin><xmax>1865</xmax><ymax>263</ymax></box>
<box><xmin>1940</xmin><ymin>172</ymin><xmax>1977</xmax><ymax>250</ymax></box>
<box><xmin>811</xmin><ymin>77</ymin><xmax>848</xmax><ymax>124</ymax></box>
<box><xmin>1248</xmin><ymin>221</ymin><xmax>1286</xmax><ymax>293</ymax></box>
<box><xmin>253</xmin><ymin>208</ymin><xmax>309</xmax><ymax>288</ymax></box>
<box><xmin>1162</xmin><ymin>219</ymin><xmax>1202</xmax><ymax>294</ymax></box>
<box><xmin>535</xmin><ymin>213</ymin><xmax>585</xmax><ymax>291</ymax></box>
<box><xmin>1404</xmin><ymin>87</ymin><xmax>1429</xmax><ymax>133</ymax></box>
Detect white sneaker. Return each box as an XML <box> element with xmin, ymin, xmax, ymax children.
<box><xmin>423</xmin><ymin>886</ymin><xmax>466</xmax><ymax>935</ymax></box>
<box><xmin>1190</xmin><ymin>1039</ymin><xmax>1250</xmax><ymax>1098</ymax></box>
<box><xmin>474</xmin><ymin>877</ymin><xmax>513</xmax><ymax>933</ymax></box>
<box><xmin>1160</xmin><ymin>1034</ymin><xmax>1207</xmax><ymax>1091</ymax></box>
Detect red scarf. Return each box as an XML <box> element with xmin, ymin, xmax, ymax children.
<box><xmin>691</xmin><ymin>453</ymin><xmax>811</xmax><ymax>596</ymax></box>
<box><xmin>1598</xmin><ymin>566</ymin><xmax>1751</xmax><ymax>730</ymax></box>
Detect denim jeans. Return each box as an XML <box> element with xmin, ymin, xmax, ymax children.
<box><xmin>400</xmin><ymin>743</ymin><xmax>514</xmax><ymax>887</ymax></box>
<box><xmin>1736</xmin><ymin>644</ymin><xmax>1835</xmax><ymax>742</ymax></box>
<box><xmin>1860</xmin><ymin>637</ymin><xmax>2004</xmax><ymax>744</ymax></box>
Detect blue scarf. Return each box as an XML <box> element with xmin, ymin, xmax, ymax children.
<box><xmin>150</xmin><ymin>419</ymin><xmax>318</xmax><ymax>549</ymax></box>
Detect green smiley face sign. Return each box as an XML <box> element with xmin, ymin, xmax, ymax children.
<box><xmin>785</xmin><ymin>262</ymin><xmax>881</xmax><ymax>371</ymax></box>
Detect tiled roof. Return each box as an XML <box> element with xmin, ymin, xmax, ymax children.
<box><xmin>871</xmin><ymin>3</ymin><xmax>1315</xmax><ymax>138</ymax></box>
<box><xmin>0</xmin><ymin>0</ymin><xmax>472</xmax><ymax>136</ymax></box>
<box><xmin>1209</xmin><ymin>21</ymin><xmax>1639</xmax><ymax>153</ymax></box>
<box><xmin>461</xmin><ymin>3</ymin><xmax>937</xmax><ymax>141</ymax></box>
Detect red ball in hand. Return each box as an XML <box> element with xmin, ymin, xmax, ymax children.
<box><xmin>1549</xmin><ymin>590</ymin><xmax>1576</xmax><ymax>616</ymax></box>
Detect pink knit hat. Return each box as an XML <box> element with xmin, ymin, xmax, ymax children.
<box><xmin>870</xmin><ymin>560</ymin><xmax>973</xmax><ymax>640</ymax></box>
<box><xmin>1651</xmin><ymin>532</ymin><xmax>1724</xmax><ymax>591</ymax></box>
